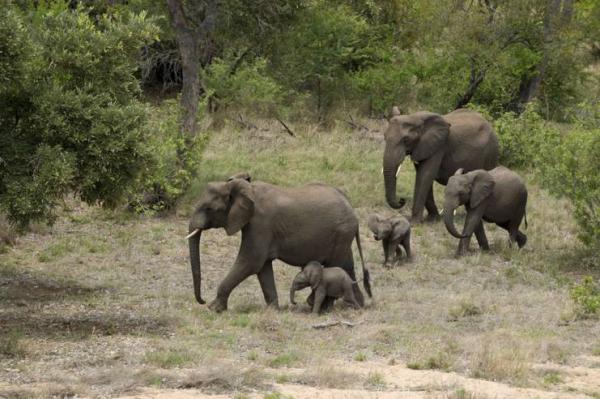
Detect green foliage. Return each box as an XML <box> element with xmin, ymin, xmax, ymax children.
<box><xmin>570</xmin><ymin>277</ymin><xmax>600</xmax><ymax>318</ymax></box>
<box><xmin>129</xmin><ymin>100</ymin><xmax>207</xmax><ymax>212</ymax></box>
<box><xmin>493</xmin><ymin>105</ymin><xmax>561</xmax><ymax>168</ymax></box>
<box><xmin>538</xmin><ymin>127</ymin><xmax>600</xmax><ymax>249</ymax></box>
<box><xmin>0</xmin><ymin>2</ymin><xmax>158</xmax><ymax>228</ymax></box>
<box><xmin>272</xmin><ymin>1</ymin><xmax>382</xmax><ymax>119</ymax></box>
<box><xmin>202</xmin><ymin>56</ymin><xmax>288</xmax><ymax>117</ymax></box>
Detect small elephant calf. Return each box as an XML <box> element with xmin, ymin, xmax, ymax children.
<box><xmin>290</xmin><ymin>261</ymin><xmax>363</xmax><ymax>314</ymax></box>
<box><xmin>443</xmin><ymin>166</ymin><xmax>528</xmax><ymax>256</ymax></box>
<box><xmin>367</xmin><ymin>214</ymin><xmax>412</xmax><ymax>267</ymax></box>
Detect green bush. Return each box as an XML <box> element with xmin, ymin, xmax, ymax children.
<box><xmin>0</xmin><ymin>3</ymin><xmax>158</xmax><ymax>228</ymax></box>
<box><xmin>130</xmin><ymin>100</ymin><xmax>208</xmax><ymax>212</ymax></box>
<box><xmin>538</xmin><ymin>127</ymin><xmax>600</xmax><ymax>249</ymax></box>
<box><xmin>493</xmin><ymin>105</ymin><xmax>561</xmax><ymax>168</ymax></box>
<box><xmin>570</xmin><ymin>277</ymin><xmax>600</xmax><ymax>318</ymax></box>
<box><xmin>202</xmin><ymin>56</ymin><xmax>288</xmax><ymax>118</ymax></box>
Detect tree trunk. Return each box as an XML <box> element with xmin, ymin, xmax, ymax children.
<box><xmin>455</xmin><ymin>58</ymin><xmax>486</xmax><ymax>109</ymax></box>
<box><xmin>165</xmin><ymin>0</ymin><xmax>220</xmax><ymax>139</ymax></box>
<box><xmin>513</xmin><ymin>0</ymin><xmax>565</xmax><ymax>113</ymax></box>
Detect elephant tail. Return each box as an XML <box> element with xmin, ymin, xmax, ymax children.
<box><xmin>355</xmin><ymin>229</ymin><xmax>372</xmax><ymax>298</ymax></box>
<box><xmin>524</xmin><ymin>209</ymin><xmax>528</xmax><ymax>229</ymax></box>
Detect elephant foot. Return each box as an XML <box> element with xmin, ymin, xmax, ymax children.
<box><xmin>208</xmin><ymin>298</ymin><xmax>228</xmax><ymax>313</ymax></box>
<box><xmin>516</xmin><ymin>233</ymin><xmax>527</xmax><ymax>248</ymax></box>
<box><xmin>266</xmin><ymin>299</ymin><xmax>280</xmax><ymax>309</ymax></box>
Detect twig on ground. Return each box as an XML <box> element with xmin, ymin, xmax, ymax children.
<box><xmin>343</xmin><ymin>114</ymin><xmax>370</xmax><ymax>133</ymax></box>
<box><xmin>276</xmin><ymin>118</ymin><xmax>295</xmax><ymax>137</ymax></box>
<box><xmin>312</xmin><ymin>319</ymin><xmax>364</xmax><ymax>329</ymax></box>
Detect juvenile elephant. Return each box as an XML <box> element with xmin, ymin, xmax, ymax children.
<box><xmin>290</xmin><ymin>261</ymin><xmax>362</xmax><ymax>314</ymax></box>
<box><xmin>443</xmin><ymin>167</ymin><xmax>528</xmax><ymax>257</ymax></box>
<box><xmin>186</xmin><ymin>173</ymin><xmax>371</xmax><ymax>312</ymax></box>
<box><xmin>367</xmin><ymin>214</ymin><xmax>412</xmax><ymax>267</ymax></box>
<box><xmin>383</xmin><ymin>107</ymin><xmax>499</xmax><ymax>223</ymax></box>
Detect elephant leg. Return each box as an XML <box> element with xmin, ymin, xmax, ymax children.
<box><xmin>516</xmin><ymin>231</ymin><xmax>527</xmax><ymax>248</ymax></box>
<box><xmin>312</xmin><ymin>288</ymin><xmax>327</xmax><ymax>314</ymax></box>
<box><xmin>306</xmin><ymin>290</ymin><xmax>315</xmax><ymax>307</ymax></box>
<box><xmin>332</xmin><ymin>250</ymin><xmax>365</xmax><ymax>307</ymax></box>
<box><xmin>412</xmin><ymin>152</ymin><xmax>444</xmax><ymax>223</ymax></box>
<box><xmin>402</xmin><ymin>232</ymin><xmax>413</xmax><ymax>261</ymax></box>
<box><xmin>508</xmin><ymin>219</ymin><xmax>527</xmax><ymax>249</ymax></box>
<box><xmin>257</xmin><ymin>261</ymin><xmax>279</xmax><ymax>308</ymax></box>
<box><xmin>457</xmin><ymin>209</ymin><xmax>485</xmax><ymax>257</ymax></box>
<box><xmin>425</xmin><ymin>187</ymin><xmax>440</xmax><ymax>222</ymax></box>
<box><xmin>474</xmin><ymin>221</ymin><xmax>490</xmax><ymax>251</ymax></box>
<box><xmin>343</xmin><ymin>289</ymin><xmax>361</xmax><ymax>309</ymax></box>
<box><xmin>210</xmin><ymin>245</ymin><xmax>267</xmax><ymax>312</ymax></box>
<box><xmin>307</xmin><ymin>290</ymin><xmax>334</xmax><ymax>310</ymax></box>
<box><xmin>386</xmin><ymin>240</ymin><xmax>397</xmax><ymax>268</ymax></box>
<box><xmin>382</xmin><ymin>240</ymin><xmax>390</xmax><ymax>268</ymax></box>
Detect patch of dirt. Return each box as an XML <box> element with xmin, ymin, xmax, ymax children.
<box><xmin>5</xmin><ymin>360</ymin><xmax>597</xmax><ymax>399</ymax></box>
<box><xmin>0</xmin><ymin>311</ymin><xmax>171</xmax><ymax>338</ymax></box>
<box><xmin>0</xmin><ymin>269</ymin><xmax>102</xmax><ymax>303</ymax></box>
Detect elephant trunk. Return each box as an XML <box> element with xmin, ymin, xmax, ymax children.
<box><xmin>290</xmin><ymin>273</ymin><xmax>309</xmax><ymax>305</ymax></box>
<box><xmin>383</xmin><ymin>147</ymin><xmax>406</xmax><ymax>209</ymax></box>
<box><xmin>289</xmin><ymin>282</ymin><xmax>297</xmax><ymax>305</ymax></box>
<box><xmin>188</xmin><ymin>214</ymin><xmax>208</xmax><ymax>305</ymax></box>
<box><xmin>443</xmin><ymin>201</ymin><xmax>467</xmax><ymax>239</ymax></box>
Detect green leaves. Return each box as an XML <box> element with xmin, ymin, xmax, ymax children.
<box><xmin>0</xmin><ymin>2</ymin><xmax>158</xmax><ymax>228</ymax></box>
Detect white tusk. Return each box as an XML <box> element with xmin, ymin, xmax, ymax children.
<box><xmin>381</xmin><ymin>167</ymin><xmax>383</xmax><ymax>175</ymax></box>
<box><xmin>454</xmin><ymin>210</ymin><xmax>457</xmax><ymax>216</ymax></box>
<box><xmin>185</xmin><ymin>229</ymin><xmax>200</xmax><ymax>239</ymax></box>
<box><xmin>440</xmin><ymin>209</ymin><xmax>444</xmax><ymax>215</ymax></box>
<box><xmin>396</xmin><ymin>163</ymin><xmax>402</xmax><ymax>177</ymax></box>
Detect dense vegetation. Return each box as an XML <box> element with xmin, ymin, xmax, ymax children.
<box><xmin>0</xmin><ymin>0</ymin><xmax>598</xmax><ymax>251</ymax></box>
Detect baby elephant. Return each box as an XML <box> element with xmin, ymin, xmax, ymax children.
<box><xmin>443</xmin><ymin>166</ymin><xmax>528</xmax><ymax>256</ymax></box>
<box><xmin>290</xmin><ymin>261</ymin><xmax>363</xmax><ymax>314</ymax></box>
<box><xmin>367</xmin><ymin>214</ymin><xmax>412</xmax><ymax>267</ymax></box>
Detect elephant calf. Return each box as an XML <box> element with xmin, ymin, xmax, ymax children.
<box><xmin>443</xmin><ymin>166</ymin><xmax>528</xmax><ymax>256</ymax></box>
<box><xmin>290</xmin><ymin>261</ymin><xmax>363</xmax><ymax>314</ymax></box>
<box><xmin>367</xmin><ymin>214</ymin><xmax>412</xmax><ymax>267</ymax></box>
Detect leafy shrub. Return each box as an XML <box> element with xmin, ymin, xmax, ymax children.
<box><xmin>538</xmin><ymin>127</ymin><xmax>600</xmax><ymax>249</ymax></box>
<box><xmin>0</xmin><ymin>3</ymin><xmax>158</xmax><ymax>228</ymax></box>
<box><xmin>493</xmin><ymin>105</ymin><xmax>561</xmax><ymax>168</ymax></box>
<box><xmin>129</xmin><ymin>100</ymin><xmax>208</xmax><ymax>212</ymax></box>
<box><xmin>570</xmin><ymin>277</ymin><xmax>600</xmax><ymax>318</ymax></box>
<box><xmin>351</xmin><ymin>56</ymin><xmax>417</xmax><ymax>116</ymax></box>
<box><xmin>202</xmin><ymin>56</ymin><xmax>287</xmax><ymax>118</ymax></box>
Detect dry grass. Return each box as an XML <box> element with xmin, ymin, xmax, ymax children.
<box><xmin>1</xmin><ymin>119</ymin><xmax>599</xmax><ymax>398</ymax></box>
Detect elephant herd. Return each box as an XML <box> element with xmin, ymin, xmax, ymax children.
<box><xmin>186</xmin><ymin>108</ymin><xmax>528</xmax><ymax>314</ymax></box>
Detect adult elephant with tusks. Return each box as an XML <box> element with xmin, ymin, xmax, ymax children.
<box><xmin>383</xmin><ymin>107</ymin><xmax>499</xmax><ymax>223</ymax></box>
<box><xmin>186</xmin><ymin>172</ymin><xmax>371</xmax><ymax>313</ymax></box>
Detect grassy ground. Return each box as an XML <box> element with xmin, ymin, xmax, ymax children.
<box><xmin>1</xmin><ymin>119</ymin><xmax>599</xmax><ymax>398</ymax></box>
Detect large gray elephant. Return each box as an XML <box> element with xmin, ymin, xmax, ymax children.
<box><xmin>186</xmin><ymin>173</ymin><xmax>371</xmax><ymax>312</ymax></box>
<box><xmin>443</xmin><ymin>167</ymin><xmax>528</xmax><ymax>256</ymax></box>
<box><xmin>383</xmin><ymin>107</ymin><xmax>499</xmax><ymax>223</ymax></box>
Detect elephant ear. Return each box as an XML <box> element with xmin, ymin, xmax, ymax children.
<box><xmin>391</xmin><ymin>217</ymin><xmax>410</xmax><ymax>241</ymax></box>
<box><xmin>308</xmin><ymin>263</ymin><xmax>323</xmax><ymax>291</ymax></box>
<box><xmin>470</xmin><ymin>171</ymin><xmax>495</xmax><ymax>208</ymax></box>
<box><xmin>411</xmin><ymin>113</ymin><xmax>451</xmax><ymax>162</ymax></box>
<box><xmin>367</xmin><ymin>214</ymin><xmax>382</xmax><ymax>234</ymax></box>
<box><xmin>227</xmin><ymin>172</ymin><xmax>251</xmax><ymax>182</ymax></box>
<box><xmin>225</xmin><ymin>179</ymin><xmax>255</xmax><ymax>236</ymax></box>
